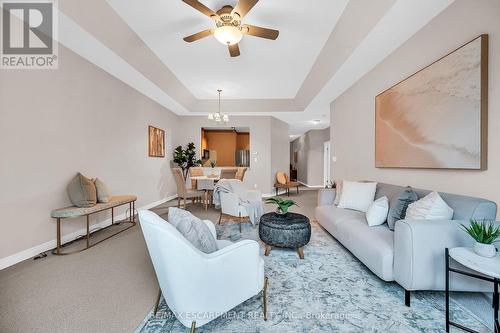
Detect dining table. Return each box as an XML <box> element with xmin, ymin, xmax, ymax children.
<box><xmin>190</xmin><ymin>176</ymin><xmax>220</xmax><ymax>211</ymax></box>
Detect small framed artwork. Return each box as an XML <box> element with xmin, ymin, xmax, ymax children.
<box><xmin>148</xmin><ymin>125</ymin><xmax>165</xmax><ymax>157</ymax></box>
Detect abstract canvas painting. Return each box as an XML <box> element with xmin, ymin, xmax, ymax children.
<box><xmin>148</xmin><ymin>126</ymin><xmax>165</xmax><ymax>157</ymax></box>
<box><xmin>375</xmin><ymin>35</ymin><xmax>488</xmax><ymax>170</ymax></box>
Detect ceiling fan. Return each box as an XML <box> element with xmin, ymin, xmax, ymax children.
<box><xmin>182</xmin><ymin>0</ymin><xmax>279</xmax><ymax>57</ymax></box>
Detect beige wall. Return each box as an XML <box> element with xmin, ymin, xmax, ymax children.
<box><xmin>270</xmin><ymin>118</ymin><xmax>290</xmax><ymax>188</ymax></box>
<box><xmin>330</xmin><ymin>0</ymin><xmax>500</xmax><ymax>211</ymax></box>
<box><xmin>291</xmin><ymin>128</ymin><xmax>330</xmax><ymax>186</ymax></box>
<box><xmin>0</xmin><ymin>45</ymin><xmax>180</xmax><ymax>262</ymax></box>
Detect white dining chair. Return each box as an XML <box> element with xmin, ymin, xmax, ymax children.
<box><xmin>138</xmin><ymin>210</ymin><xmax>268</xmax><ymax>332</ymax></box>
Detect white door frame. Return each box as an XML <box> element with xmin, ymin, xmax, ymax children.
<box><xmin>323</xmin><ymin>141</ymin><xmax>331</xmax><ymax>186</ymax></box>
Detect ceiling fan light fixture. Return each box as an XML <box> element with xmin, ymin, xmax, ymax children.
<box><xmin>214</xmin><ymin>25</ymin><xmax>242</xmax><ymax>45</ymax></box>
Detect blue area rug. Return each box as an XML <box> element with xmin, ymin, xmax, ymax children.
<box><xmin>136</xmin><ymin>221</ymin><xmax>488</xmax><ymax>332</ymax></box>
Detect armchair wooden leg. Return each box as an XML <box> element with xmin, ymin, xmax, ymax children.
<box><xmin>177</xmin><ymin>197</ymin><xmax>180</xmax><ymax>208</ymax></box>
<box><xmin>263</xmin><ymin>276</ymin><xmax>268</xmax><ymax>321</ymax></box>
<box><xmin>218</xmin><ymin>213</ymin><xmax>223</xmax><ymax>225</ymax></box>
<box><xmin>264</xmin><ymin>245</ymin><xmax>272</xmax><ymax>256</ymax></box>
<box><xmin>297</xmin><ymin>247</ymin><xmax>304</xmax><ymax>259</ymax></box>
<box><xmin>190</xmin><ymin>321</ymin><xmax>196</xmax><ymax>333</ymax></box>
<box><xmin>153</xmin><ymin>288</ymin><xmax>162</xmax><ymax>315</ymax></box>
<box><xmin>239</xmin><ymin>212</ymin><xmax>242</xmax><ymax>233</ymax></box>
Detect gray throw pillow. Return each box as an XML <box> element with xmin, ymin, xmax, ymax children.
<box><xmin>168</xmin><ymin>207</ymin><xmax>217</xmax><ymax>254</ymax></box>
<box><xmin>94</xmin><ymin>178</ymin><xmax>111</xmax><ymax>203</ymax></box>
<box><xmin>387</xmin><ymin>186</ymin><xmax>418</xmax><ymax>230</ymax></box>
<box><xmin>67</xmin><ymin>173</ymin><xmax>97</xmax><ymax>208</ymax></box>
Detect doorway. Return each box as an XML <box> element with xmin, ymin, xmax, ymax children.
<box><xmin>323</xmin><ymin>141</ymin><xmax>331</xmax><ymax>186</ymax></box>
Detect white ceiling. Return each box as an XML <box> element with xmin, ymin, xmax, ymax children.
<box><xmin>52</xmin><ymin>0</ymin><xmax>456</xmax><ymax>140</ymax></box>
<box><xmin>106</xmin><ymin>0</ymin><xmax>348</xmax><ymax>100</ymax></box>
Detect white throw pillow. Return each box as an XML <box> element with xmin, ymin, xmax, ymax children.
<box><xmin>338</xmin><ymin>181</ymin><xmax>378</xmax><ymax>213</ymax></box>
<box><xmin>405</xmin><ymin>191</ymin><xmax>454</xmax><ymax>220</ymax></box>
<box><xmin>366</xmin><ymin>196</ymin><xmax>389</xmax><ymax>226</ymax></box>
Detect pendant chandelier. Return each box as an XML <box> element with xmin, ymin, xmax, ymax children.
<box><xmin>208</xmin><ymin>89</ymin><xmax>229</xmax><ymax>123</ymax></box>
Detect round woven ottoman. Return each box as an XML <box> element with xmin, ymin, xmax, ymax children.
<box><xmin>259</xmin><ymin>212</ymin><xmax>311</xmax><ymax>259</ymax></box>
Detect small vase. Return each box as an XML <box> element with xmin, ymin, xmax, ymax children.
<box><xmin>473</xmin><ymin>241</ymin><xmax>497</xmax><ymax>258</ymax></box>
<box><xmin>275</xmin><ymin>207</ymin><xmax>287</xmax><ymax>216</ymax></box>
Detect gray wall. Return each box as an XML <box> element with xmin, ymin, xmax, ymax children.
<box><xmin>330</xmin><ymin>0</ymin><xmax>500</xmax><ymax>214</ymax></box>
<box><xmin>291</xmin><ymin>128</ymin><xmax>330</xmax><ymax>186</ymax></box>
<box><xmin>0</xmin><ymin>45</ymin><xmax>180</xmax><ymax>262</ymax></box>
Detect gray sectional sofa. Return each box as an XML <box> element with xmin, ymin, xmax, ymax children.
<box><xmin>315</xmin><ymin>182</ymin><xmax>497</xmax><ymax>306</ymax></box>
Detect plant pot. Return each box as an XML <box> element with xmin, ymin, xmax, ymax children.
<box><xmin>275</xmin><ymin>207</ymin><xmax>287</xmax><ymax>216</ymax></box>
<box><xmin>473</xmin><ymin>241</ymin><xmax>497</xmax><ymax>258</ymax></box>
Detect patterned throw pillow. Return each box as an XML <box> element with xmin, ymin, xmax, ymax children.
<box><xmin>387</xmin><ymin>186</ymin><xmax>418</xmax><ymax>230</ymax></box>
<box><xmin>168</xmin><ymin>207</ymin><xmax>217</xmax><ymax>254</ymax></box>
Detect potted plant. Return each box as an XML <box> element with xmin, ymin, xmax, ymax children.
<box><xmin>265</xmin><ymin>197</ymin><xmax>298</xmax><ymax>216</ymax></box>
<box><xmin>461</xmin><ymin>219</ymin><xmax>500</xmax><ymax>258</ymax></box>
<box><xmin>173</xmin><ymin>143</ymin><xmax>202</xmax><ymax>179</ymax></box>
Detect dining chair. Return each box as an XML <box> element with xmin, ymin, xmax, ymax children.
<box><xmin>172</xmin><ymin>168</ymin><xmax>204</xmax><ymax>208</ymax></box>
<box><xmin>235</xmin><ymin>167</ymin><xmax>247</xmax><ymax>181</ymax></box>
<box><xmin>220</xmin><ymin>168</ymin><xmax>238</xmax><ymax>180</ymax></box>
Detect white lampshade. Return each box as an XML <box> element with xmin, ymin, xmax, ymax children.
<box><xmin>214</xmin><ymin>26</ymin><xmax>243</xmax><ymax>45</ymax></box>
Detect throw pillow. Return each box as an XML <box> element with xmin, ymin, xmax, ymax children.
<box><xmin>67</xmin><ymin>173</ymin><xmax>97</xmax><ymax>208</ymax></box>
<box><xmin>167</xmin><ymin>207</ymin><xmax>217</xmax><ymax>253</ymax></box>
<box><xmin>387</xmin><ymin>186</ymin><xmax>418</xmax><ymax>230</ymax></box>
<box><xmin>405</xmin><ymin>191</ymin><xmax>454</xmax><ymax>220</ymax></box>
<box><xmin>366</xmin><ymin>196</ymin><xmax>389</xmax><ymax>226</ymax></box>
<box><xmin>94</xmin><ymin>178</ymin><xmax>111</xmax><ymax>203</ymax></box>
<box><xmin>277</xmin><ymin>172</ymin><xmax>287</xmax><ymax>185</ymax></box>
<box><xmin>333</xmin><ymin>179</ymin><xmax>343</xmax><ymax>205</ymax></box>
<box><xmin>338</xmin><ymin>181</ymin><xmax>377</xmax><ymax>213</ymax></box>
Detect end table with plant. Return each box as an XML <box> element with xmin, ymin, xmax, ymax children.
<box><xmin>266</xmin><ymin>197</ymin><xmax>298</xmax><ymax>216</ymax></box>
<box><xmin>461</xmin><ymin>219</ymin><xmax>500</xmax><ymax>258</ymax></box>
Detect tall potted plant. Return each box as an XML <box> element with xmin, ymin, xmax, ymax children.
<box><xmin>461</xmin><ymin>219</ymin><xmax>500</xmax><ymax>258</ymax></box>
<box><xmin>173</xmin><ymin>142</ymin><xmax>202</xmax><ymax>179</ymax></box>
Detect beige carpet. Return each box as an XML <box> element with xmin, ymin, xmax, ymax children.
<box><xmin>0</xmin><ymin>190</ymin><xmax>317</xmax><ymax>333</ymax></box>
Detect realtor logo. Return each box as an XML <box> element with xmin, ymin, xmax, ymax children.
<box><xmin>1</xmin><ymin>1</ymin><xmax>58</xmax><ymax>69</ymax></box>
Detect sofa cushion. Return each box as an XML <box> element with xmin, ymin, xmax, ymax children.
<box><xmin>67</xmin><ymin>173</ymin><xmax>97</xmax><ymax>208</ymax></box>
<box><xmin>335</xmin><ymin>217</ymin><xmax>394</xmax><ymax>281</ymax></box>
<box><xmin>315</xmin><ymin>205</ymin><xmax>364</xmax><ymax>241</ymax></box>
<box><xmin>387</xmin><ymin>186</ymin><xmax>418</xmax><ymax>230</ymax></box>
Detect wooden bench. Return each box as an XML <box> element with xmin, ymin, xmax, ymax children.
<box><xmin>51</xmin><ymin>195</ymin><xmax>137</xmax><ymax>255</ymax></box>
<box><xmin>274</xmin><ymin>172</ymin><xmax>300</xmax><ymax>196</ymax></box>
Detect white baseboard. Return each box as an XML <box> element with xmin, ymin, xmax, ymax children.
<box><xmin>0</xmin><ymin>195</ymin><xmax>177</xmax><ymax>271</ymax></box>
<box><xmin>298</xmin><ymin>181</ymin><xmax>324</xmax><ymax>188</ymax></box>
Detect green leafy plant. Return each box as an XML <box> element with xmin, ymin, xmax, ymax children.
<box><xmin>173</xmin><ymin>143</ymin><xmax>202</xmax><ymax>179</ymax></box>
<box><xmin>461</xmin><ymin>219</ymin><xmax>500</xmax><ymax>244</ymax></box>
<box><xmin>265</xmin><ymin>197</ymin><xmax>298</xmax><ymax>214</ymax></box>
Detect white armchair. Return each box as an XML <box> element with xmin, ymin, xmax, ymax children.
<box><xmin>138</xmin><ymin>210</ymin><xmax>267</xmax><ymax>332</ymax></box>
<box><xmin>219</xmin><ymin>192</ymin><xmax>251</xmax><ymax>232</ymax></box>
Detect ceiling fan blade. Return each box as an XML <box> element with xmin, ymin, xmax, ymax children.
<box><xmin>182</xmin><ymin>0</ymin><xmax>218</xmax><ymax>19</ymax></box>
<box><xmin>242</xmin><ymin>24</ymin><xmax>279</xmax><ymax>40</ymax></box>
<box><xmin>232</xmin><ymin>0</ymin><xmax>259</xmax><ymax>18</ymax></box>
<box><xmin>228</xmin><ymin>44</ymin><xmax>240</xmax><ymax>57</ymax></box>
<box><xmin>183</xmin><ymin>29</ymin><xmax>213</xmax><ymax>43</ymax></box>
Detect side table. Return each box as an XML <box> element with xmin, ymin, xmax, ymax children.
<box><xmin>445</xmin><ymin>247</ymin><xmax>500</xmax><ymax>333</ymax></box>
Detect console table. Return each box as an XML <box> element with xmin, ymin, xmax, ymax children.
<box><xmin>51</xmin><ymin>195</ymin><xmax>137</xmax><ymax>255</ymax></box>
<box><xmin>445</xmin><ymin>247</ymin><xmax>499</xmax><ymax>333</ymax></box>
